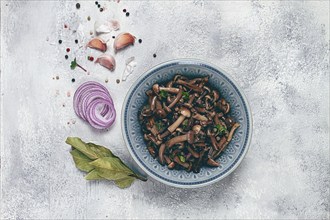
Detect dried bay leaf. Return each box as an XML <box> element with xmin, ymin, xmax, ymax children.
<box><xmin>66</xmin><ymin>137</ymin><xmax>98</xmax><ymax>160</ymax></box>
<box><xmin>85</xmin><ymin>169</ymin><xmax>104</xmax><ymax>180</ymax></box>
<box><xmin>115</xmin><ymin>177</ymin><xmax>135</xmax><ymax>189</ymax></box>
<box><xmin>70</xmin><ymin>149</ymin><xmax>94</xmax><ymax>172</ymax></box>
<box><xmin>66</xmin><ymin>137</ymin><xmax>147</xmax><ymax>189</ymax></box>
<box><xmin>89</xmin><ymin>157</ymin><xmax>134</xmax><ymax>175</ymax></box>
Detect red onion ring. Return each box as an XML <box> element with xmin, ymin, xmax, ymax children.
<box><xmin>73</xmin><ymin>81</ymin><xmax>116</xmax><ymax>129</ymax></box>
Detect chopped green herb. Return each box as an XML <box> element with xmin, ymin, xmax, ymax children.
<box><xmin>182</xmin><ymin>119</ymin><xmax>188</xmax><ymax>129</ymax></box>
<box><xmin>155</xmin><ymin>121</ymin><xmax>165</xmax><ymax>131</ymax></box>
<box><xmin>182</xmin><ymin>91</ymin><xmax>189</xmax><ymax>101</ymax></box>
<box><xmin>159</xmin><ymin>90</ymin><xmax>168</xmax><ymax>99</ymax></box>
<box><xmin>70</xmin><ymin>58</ymin><xmax>87</xmax><ymax>72</ymax></box>
<box><xmin>215</xmin><ymin>124</ymin><xmax>227</xmax><ymax>134</ymax></box>
<box><xmin>179</xmin><ymin>155</ymin><xmax>186</xmax><ymax>163</ymax></box>
<box><xmin>70</xmin><ymin>58</ymin><xmax>77</xmax><ymax>70</ymax></box>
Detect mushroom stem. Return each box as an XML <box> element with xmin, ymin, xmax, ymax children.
<box><xmin>148</xmin><ymin>125</ymin><xmax>159</xmax><ymax>136</ymax></box>
<box><xmin>183</xmin><ymin>93</ymin><xmax>197</xmax><ymax>108</ymax></box>
<box><xmin>207</xmin><ymin>158</ymin><xmax>220</xmax><ymax>167</ymax></box>
<box><xmin>153</xmin><ymin>84</ymin><xmax>180</xmax><ymax>94</ymax></box>
<box><xmin>150</xmin><ymin>96</ymin><xmax>157</xmax><ymax>111</ymax></box>
<box><xmin>187</xmin><ymin>146</ymin><xmax>199</xmax><ymax>158</ymax></box>
<box><xmin>192</xmin><ymin>113</ymin><xmax>208</xmax><ymax>121</ymax></box>
<box><xmin>225</xmin><ymin>123</ymin><xmax>240</xmax><ymax>144</ymax></box>
<box><xmin>147</xmin><ymin>145</ymin><xmax>156</xmax><ymax>158</ymax></box>
<box><xmin>158</xmin><ymin>143</ymin><xmax>166</xmax><ymax>165</ymax></box>
<box><xmin>166</xmin><ymin>89</ymin><xmax>183</xmax><ymax>110</ymax></box>
<box><xmin>166</xmin><ymin>107</ymin><xmax>191</xmax><ymax>133</ymax></box>
<box><xmin>166</xmin><ymin>131</ymin><xmax>195</xmax><ymax>148</ymax></box>
<box><xmin>176</xmin><ymin>79</ymin><xmax>203</xmax><ymax>93</ymax></box>
<box><xmin>209</xmin><ymin>135</ymin><xmax>219</xmax><ymax>150</ymax></box>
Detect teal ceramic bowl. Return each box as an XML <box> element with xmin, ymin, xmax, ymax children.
<box><xmin>122</xmin><ymin>59</ymin><xmax>252</xmax><ymax>188</ymax></box>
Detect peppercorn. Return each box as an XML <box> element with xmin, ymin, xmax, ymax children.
<box><xmin>112</xmin><ymin>36</ymin><xmax>115</xmax><ymax>39</ymax></box>
<box><xmin>153</xmin><ymin>53</ymin><xmax>157</xmax><ymax>58</ymax></box>
<box><xmin>98</xmin><ymin>4</ymin><xmax>101</xmax><ymax>8</ymax></box>
<box><xmin>76</xmin><ymin>3</ymin><xmax>80</xmax><ymax>9</ymax></box>
<box><xmin>87</xmin><ymin>16</ymin><xmax>91</xmax><ymax>21</ymax></box>
<box><xmin>95</xmin><ymin>1</ymin><xmax>98</xmax><ymax>5</ymax></box>
<box><xmin>126</xmin><ymin>12</ymin><xmax>130</xmax><ymax>17</ymax></box>
<box><xmin>123</xmin><ymin>9</ymin><xmax>127</xmax><ymax>12</ymax></box>
<box><xmin>71</xmin><ymin>78</ymin><xmax>75</xmax><ymax>83</ymax></box>
<box><xmin>100</xmin><ymin>8</ymin><xmax>103</xmax><ymax>12</ymax></box>
<box><xmin>116</xmin><ymin>79</ymin><xmax>120</xmax><ymax>84</ymax></box>
<box><xmin>66</xmin><ymin>48</ymin><xmax>70</xmax><ymax>52</ymax></box>
<box><xmin>65</xmin><ymin>55</ymin><xmax>68</xmax><ymax>59</ymax></box>
<box><xmin>89</xmin><ymin>56</ymin><xmax>94</xmax><ymax>61</ymax></box>
<box><xmin>58</xmin><ymin>40</ymin><xmax>62</xmax><ymax>44</ymax></box>
<box><xmin>75</xmin><ymin>39</ymin><xmax>78</xmax><ymax>44</ymax></box>
<box><xmin>138</xmin><ymin>39</ymin><xmax>142</xmax><ymax>43</ymax></box>
<box><xmin>64</xmin><ymin>24</ymin><xmax>68</xmax><ymax>28</ymax></box>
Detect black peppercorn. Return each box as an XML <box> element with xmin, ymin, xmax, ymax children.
<box><xmin>123</xmin><ymin>9</ymin><xmax>127</xmax><ymax>13</ymax></box>
<box><xmin>75</xmin><ymin>39</ymin><xmax>78</xmax><ymax>44</ymax></box>
<box><xmin>95</xmin><ymin>1</ymin><xmax>98</xmax><ymax>5</ymax></box>
<box><xmin>100</xmin><ymin>8</ymin><xmax>103</xmax><ymax>12</ymax></box>
<box><xmin>126</xmin><ymin>12</ymin><xmax>130</xmax><ymax>17</ymax></box>
<box><xmin>65</xmin><ymin>55</ymin><xmax>68</xmax><ymax>59</ymax></box>
<box><xmin>112</xmin><ymin>36</ymin><xmax>115</xmax><ymax>39</ymax></box>
<box><xmin>71</xmin><ymin>78</ymin><xmax>75</xmax><ymax>83</ymax></box>
<box><xmin>138</xmin><ymin>39</ymin><xmax>142</xmax><ymax>43</ymax></box>
<box><xmin>76</xmin><ymin>3</ymin><xmax>80</xmax><ymax>9</ymax></box>
<box><xmin>98</xmin><ymin>4</ymin><xmax>101</xmax><ymax>8</ymax></box>
<box><xmin>58</xmin><ymin>40</ymin><xmax>62</xmax><ymax>44</ymax></box>
<box><xmin>153</xmin><ymin>53</ymin><xmax>157</xmax><ymax>58</ymax></box>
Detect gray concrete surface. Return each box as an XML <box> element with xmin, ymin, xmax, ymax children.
<box><xmin>1</xmin><ymin>1</ymin><xmax>329</xmax><ymax>219</ymax></box>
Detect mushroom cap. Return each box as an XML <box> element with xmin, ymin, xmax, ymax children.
<box><xmin>192</xmin><ymin>125</ymin><xmax>202</xmax><ymax>134</ymax></box>
<box><xmin>187</xmin><ymin>131</ymin><xmax>195</xmax><ymax>144</ymax></box>
<box><xmin>212</xmin><ymin>90</ymin><xmax>220</xmax><ymax>102</ymax></box>
<box><xmin>152</xmin><ymin>84</ymin><xmax>160</xmax><ymax>93</ymax></box>
<box><xmin>155</xmin><ymin>109</ymin><xmax>167</xmax><ymax>119</ymax></box>
<box><xmin>146</xmin><ymin>90</ymin><xmax>153</xmax><ymax>96</ymax></box>
<box><xmin>180</xmin><ymin>107</ymin><xmax>191</xmax><ymax>118</ymax></box>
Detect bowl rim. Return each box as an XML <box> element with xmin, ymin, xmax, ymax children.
<box><xmin>121</xmin><ymin>58</ymin><xmax>253</xmax><ymax>188</ymax></box>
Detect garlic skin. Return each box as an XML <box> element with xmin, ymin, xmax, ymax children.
<box><xmin>113</xmin><ymin>33</ymin><xmax>135</xmax><ymax>52</ymax></box>
<box><xmin>95</xmin><ymin>54</ymin><xmax>116</xmax><ymax>71</ymax></box>
<box><xmin>87</xmin><ymin>38</ymin><xmax>107</xmax><ymax>52</ymax></box>
<box><xmin>94</xmin><ymin>20</ymin><xmax>120</xmax><ymax>35</ymax></box>
<box><xmin>122</xmin><ymin>57</ymin><xmax>137</xmax><ymax>81</ymax></box>
<box><xmin>109</xmin><ymin>20</ymin><xmax>120</xmax><ymax>31</ymax></box>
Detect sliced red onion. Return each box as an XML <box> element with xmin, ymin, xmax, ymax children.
<box><xmin>73</xmin><ymin>81</ymin><xmax>116</xmax><ymax>129</ymax></box>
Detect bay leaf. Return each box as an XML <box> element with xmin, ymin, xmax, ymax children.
<box><xmin>115</xmin><ymin>177</ymin><xmax>135</xmax><ymax>189</ymax></box>
<box><xmin>89</xmin><ymin>157</ymin><xmax>134</xmax><ymax>175</ymax></box>
<box><xmin>70</xmin><ymin>149</ymin><xmax>94</xmax><ymax>172</ymax></box>
<box><xmin>94</xmin><ymin>167</ymin><xmax>132</xmax><ymax>180</ymax></box>
<box><xmin>87</xmin><ymin>143</ymin><xmax>116</xmax><ymax>158</ymax></box>
<box><xmin>85</xmin><ymin>169</ymin><xmax>104</xmax><ymax>180</ymax></box>
<box><xmin>66</xmin><ymin>137</ymin><xmax>98</xmax><ymax>160</ymax></box>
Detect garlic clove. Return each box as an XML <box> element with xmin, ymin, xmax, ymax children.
<box><xmin>87</xmin><ymin>38</ymin><xmax>107</xmax><ymax>52</ymax></box>
<box><xmin>95</xmin><ymin>54</ymin><xmax>116</xmax><ymax>71</ymax></box>
<box><xmin>113</xmin><ymin>32</ymin><xmax>135</xmax><ymax>52</ymax></box>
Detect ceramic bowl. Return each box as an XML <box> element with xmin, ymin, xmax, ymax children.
<box><xmin>121</xmin><ymin>59</ymin><xmax>252</xmax><ymax>188</ymax></box>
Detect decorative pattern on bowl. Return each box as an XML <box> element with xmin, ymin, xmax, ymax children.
<box><xmin>122</xmin><ymin>59</ymin><xmax>252</xmax><ymax>188</ymax></box>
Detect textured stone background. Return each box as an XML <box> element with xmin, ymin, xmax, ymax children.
<box><xmin>1</xmin><ymin>1</ymin><xmax>329</xmax><ymax>219</ymax></box>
